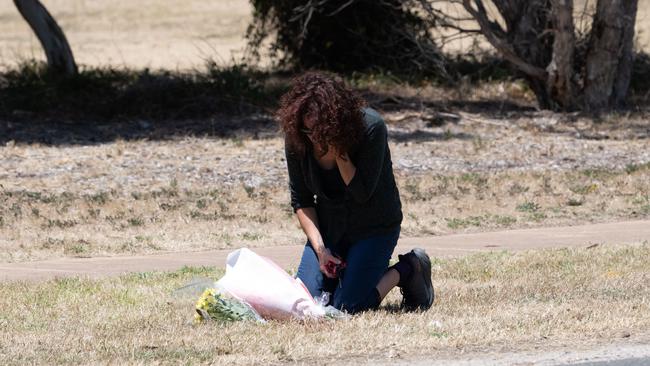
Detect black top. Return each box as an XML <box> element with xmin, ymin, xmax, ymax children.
<box><xmin>318</xmin><ymin>165</ymin><xmax>345</xmax><ymax>199</ymax></box>
<box><xmin>284</xmin><ymin>107</ymin><xmax>403</xmax><ymax>250</ymax></box>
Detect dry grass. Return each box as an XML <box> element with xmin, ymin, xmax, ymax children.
<box><xmin>2</xmin><ymin>0</ymin><xmax>650</xmax><ymax>71</ymax></box>
<box><xmin>1</xmin><ymin>243</ymin><xmax>648</xmax><ymax>365</ymax></box>
<box><xmin>399</xmin><ymin>165</ymin><xmax>650</xmax><ymax>233</ymax></box>
<box><xmin>2</xmin><ymin>4</ymin><xmax>648</xmax><ymax>361</ymax></box>
<box><xmin>1</xmin><ymin>102</ymin><xmax>649</xmax><ymax>262</ymax></box>
<box><xmin>0</xmin><ymin>0</ymin><xmax>253</xmax><ymax>70</ymax></box>
<box><xmin>0</xmin><ymin>121</ymin><xmax>650</xmax><ymax>262</ymax></box>
<box><xmin>1</xmin><ymin>162</ymin><xmax>648</xmax><ymax>263</ymax></box>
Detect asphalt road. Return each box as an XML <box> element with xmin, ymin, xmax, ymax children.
<box><xmin>569</xmin><ymin>357</ymin><xmax>650</xmax><ymax>366</ymax></box>
<box><xmin>378</xmin><ymin>342</ymin><xmax>650</xmax><ymax>366</ymax></box>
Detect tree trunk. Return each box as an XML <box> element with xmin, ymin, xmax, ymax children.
<box><xmin>546</xmin><ymin>0</ymin><xmax>575</xmax><ymax>110</ymax></box>
<box><xmin>584</xmin><ymin>0</ymin><xmax>638</xmax><ymax>111</ymax></box>
<box><xmin>14</xmin><ymin>0</ymin><xmax>77</xmax><ymax>76</ymax></box>
<box><xmin>462</xmin><ymin>0</ymin><xmax>554</xmax><ymax>108</ymax></box>
<box><xmin>439</xmin><ymin>0</ymin><xmax>639</xmax><ymax>112</ymax></box>
<box><xmin>506</xmin><ymin>0</ymin><xmax>555</xmax><ymax>109</ymax></box>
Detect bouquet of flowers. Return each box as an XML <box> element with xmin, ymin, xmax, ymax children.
<box><xmin>189</xmin><ymin>248</ymin><xmax>347</xmax><ymax>323</ymax></box>
<box><xmin>194</xmin><ymin>288</ymin><xmax>261</xmax><ymax>324</ymax></box>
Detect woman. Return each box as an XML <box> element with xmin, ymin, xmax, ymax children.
<box><xmin>278</xmin><ymin>71</ymin><xmax>434</xmax><ymax>314</ymax></box>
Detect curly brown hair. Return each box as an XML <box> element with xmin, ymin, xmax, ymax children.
<box><xmin>277</xmin><ymin>71</ymin><xmax>366</xmax><ymax>158</ymax></box>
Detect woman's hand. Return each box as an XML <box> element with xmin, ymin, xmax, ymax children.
<box><xmin>295</xmin><ymin>208</ymin><xmax>343</xmax><ymax>278</ymax></box>
<box><xmin>316</xmin><ymin>247</ymin><xmax>342</xmax><ymax>278</ymax></box>
<box><xmin>330</xmin><ymin>145</ymin><xmax>349</xmax><ymax>162</ymax></box>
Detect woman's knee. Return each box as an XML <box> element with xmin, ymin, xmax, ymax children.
<box><xmin>296</xmin><ymin>243</ymin><xmax>323</xmax><ymax>298</ymax></box>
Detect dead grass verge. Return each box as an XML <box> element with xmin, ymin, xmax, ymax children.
<box><xmin>0</xmin><ymin>243</ymin><xmax>648</xmax><ymax>364</ymax></box>
<box><xmin>1</xmin><ymin>165</ymin><xmax>648</xmax><ymax>262</ymax></box>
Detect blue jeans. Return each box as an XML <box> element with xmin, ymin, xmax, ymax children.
<box><xmin>296</xmin><ymin>228</ymin><xmax>400</xmax><ymax>314</ymax></box>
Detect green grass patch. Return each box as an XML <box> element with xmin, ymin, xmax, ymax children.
<box><xmin>516</xmin><ymin>201</ymin><xmax>540</xmax><ymax>213</ymax></box>
<box><xmin>127</xmin><ymin>217</ymin><xmax>146</xmax><ymax>227</ymax></box>
<box><xmin>493</xmin><ymin>214</ymin><xmax>517</xmax><ymax>226</ymax></box>
<box><xmin>640</xmin><ymin>205</ymin><xmax>650</xmax><ymax>215</ymax></box>
<box><xmin>83</xmin><ymin>192</ymin><xmax>110</xmax><ymax>205</ymax></box>
<box><xmin>445</xmin><ymin>214</ymin><xmax>519</xmax><ymax>229</ymax></box>
<box><xmin>625</xmin><ymin>162</ymin><xmax>650</xmax><ymax>174</ymax></box>
<box><xmin>445</xmin><ymin>216</ymin><xmax>484</xmax><ymax>229</ymax></box>
<box><xmin>45</xmin><ymin>219</ymin><xmax>78</xmax><ymax>229</ymax></box>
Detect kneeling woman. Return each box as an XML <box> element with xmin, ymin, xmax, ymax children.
<box><xmin>277</xmin><ymin>71</ymin><xmax>434</xmax><ymax>314</ymax></box>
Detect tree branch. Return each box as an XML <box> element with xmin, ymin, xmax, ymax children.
<box><xmin>461</xmin><ymin>0</ymin><xmax>547</xmax><ymax>80</ymax></box>
<box><xmin>13</xmin><ymin>0</ymin><xmax>77</xmax><ymax>75</ymax></box>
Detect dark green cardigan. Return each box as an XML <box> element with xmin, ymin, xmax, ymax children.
<box><xmin>284</xmin><ymin>108</ymin><xmax>403</xmax><ymax>250</ymax></box>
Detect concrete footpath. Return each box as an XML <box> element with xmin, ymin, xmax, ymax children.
<box><xmin>1</xmin><ymin>220</ymin><xmax>648</xmax><ymax>282</ymax></box>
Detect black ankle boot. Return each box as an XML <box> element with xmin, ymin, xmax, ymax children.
<box><xmin>398</xmin><ymin>248</ymin><xmax>434</xmax><ymax>311</ymax></box>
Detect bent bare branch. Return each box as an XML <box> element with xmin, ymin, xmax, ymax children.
<box><xmin>461</xmin><ymin>0</ymin><xmax>547</xmax><ymax>81</ymax></box>
<box><xmin>14</xmin><ymin>0</ymin><xmax>77</xmax><ymax>75</ymax></box>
